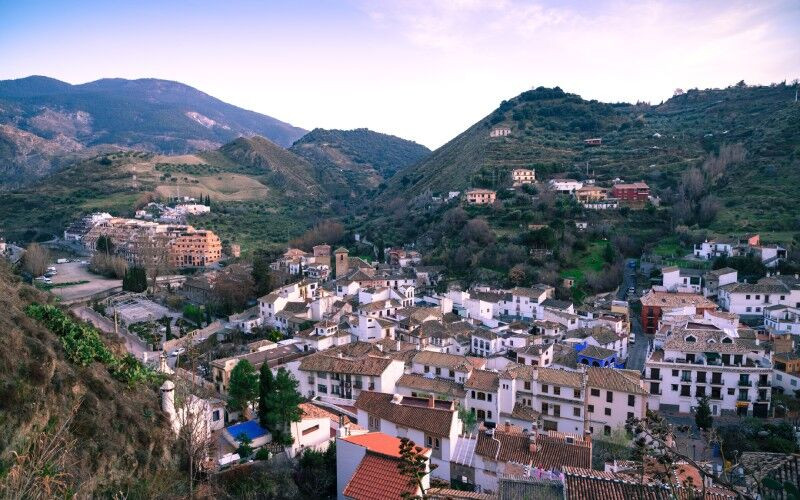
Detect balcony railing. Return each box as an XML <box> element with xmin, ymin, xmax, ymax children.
<box><xmin>737</xmin><ymin>396</ymin><xmax>750</xmax><ymax>402</ymax></box>
<box><xmin>710</xmin><ymin>379</ymin><xmax>724</xmax><ymax>385</ymax></box>
<box><xmin>738</xmin><ymin>380</ymin><xmax>752</xmax><ymax>387</ymax></box>
<box><xmin>757</xmin><ymin>380</ymin><xmax>770</xmax><ymax>387</ymax></box>
<box><xmin>710</xmin><ymin>394</ymin><xmax>723</xmax><ymax>400</ymax></box>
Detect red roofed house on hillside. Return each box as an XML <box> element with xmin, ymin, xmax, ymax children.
<box><xmin>336</xmin><ymin>432</ymin><xmax>431</xmax><ymax>500</ymax></box>
<box><xmin>611</xmin><ymin>182</ymin><xmax>650</xmax><ymax>205</ymax></box>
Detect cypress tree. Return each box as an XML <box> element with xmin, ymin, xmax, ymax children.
<box><xmin>258</xmin><ymin>363</ymin><xmax>274</xmax><ymax>429</ymax></box>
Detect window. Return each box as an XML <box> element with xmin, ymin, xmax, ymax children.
<box><xmin>317</xmin><ymin>372</ymin><xmax>327</xmax><ymax>379</ymax></box>
<box><xmin>672</xmin><ymin>370</ymin><xmax>679</xmax><ymax>377</ymax></box>
<box><xmin>574</xmin><ymin>389</ymin><xmax>581</xmax><ymax>398</ymax></box>
<box><xmin>368</xmin><ymin>415</ymin><xmax>380</xmax><ymax>431</ymax></box>
<box><xmin>449</xmin><ymin>370</ymin><xmax>455</xmax><ymax>378</ymax></box>
<box><xmin>212</xmin><ymin>410</ymin><xmax>221</xmax><ymax>422</ymax></box>
<box><xmin>573</xmin><ymin>407</ymin><xmax>581</xmax><ymax>417</ymax></box>
<box><xmin>424</xmin><ymin>365</ymin><xmax>430</xmax><ymax>373</ymax></box>
<box><xmin>553</xmin><ymin>386</ymin><xmax>561</xmax><ymax>396</ymax></box>
<box><xmin>604</xmin><ymin>425</ymin><xmax>611</xmax><ymax>436</ymax></box>
<box><xmin>627</xmin><ymin>412</ymin><xmax>634</xmax><ymax>420</ymax></box>
<box><xmin>604</xmin><ymin>408</ymin><xmax>611</xmax><ymax>416</ymax></box>
<box><xmin>426</xmin><ymin>435</ymin><xmax>441</xmax><ymax>450</ymax></box>
<box><xmin>588</xmin><ymin>404</ymin><xmax>594</xmax><ymax>413</ymax></box>
<box><xmin>542</xmin><ymin>384</ymin><xmax>549</xmax><ymax>393</ymax></box>
<box><xmin>487</xmin><ymin>393</ymin><xmax>493</xmax><ymax>402</ymax></box>
<box><xmin>524</xmin><ymin>381</ymin><xmax>531</xmax><ymax>391</ymax></box>
<box><xmin>542</xmin><ymin>403</ymin><xmax>549</xmax><ymax>414</ymax></box>
<box><xmin>628</xmin><ymin>395</ymin><xmax>635</xmax><ymax>407</ymax></box>
<box><xmin>606</xmin><ymin>392</ymin><xmax>613</xmax><ymax>403</ymax></box>
<box><xmin>471</xmin><ymin>390</ymin><xmax>476</xmax><ymax>398</ymax></box>
<box><xmin>553</xmin><ymin>405</ymin><xmax>561</xmax><ymax>417</ymax></box>
<box><xmin>317</xmin><ymin>384</ymin><xmax>328</xmax><ymax>394</ymax></box>
<box><xmin>302</xmin><ymin>424</ymin><xmax>320</xmax><ymax>436</ymax></box>
<box><xmin>590</xmin><ymin>388</ymin><xmax>600</xmax><ymax>397</ymax></box>
<box><xmin>727</xmin><ymin>388</ymin><xmax>735</xmax><ymax>395</ymax></box>
<box><xmin>435</xmin><ymin>367</ymin><xmax>441</xmax><ymax>375</ymax></box>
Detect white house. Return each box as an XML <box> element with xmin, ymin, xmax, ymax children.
<box><xmin>354</xmin><ymin>391</ymin><xmax>462</xmax><ymax>481</ymax></box>
<box><xmin>548</xmin><ymin>179</ymin><xmax>583</xmax><ymax>193</ymax></box>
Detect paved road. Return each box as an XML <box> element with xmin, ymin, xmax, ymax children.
<box><xmin>50</xmin><ymin>261</ymin><xmax>121</xmax><ymax>302</ymax></box>
<box><xmin>71</xmin><ymin>305</ymin><xmax>154</xmax><ymax>361</ymax></box>
<box><xmin>626</xmin><ymin>314</ymin><xmax>648</xmax><ymax>371</ymax></box>
<box><xmin>617</xmin><ymin>258</ymin><xmax>637</xmax><ymax>300</ymax></box>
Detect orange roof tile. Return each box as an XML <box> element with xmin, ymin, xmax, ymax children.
<box><xmin>341</xmin><ymin>432</ymin><xmax>428</xmax><ymax>458</ymax></box>
<box><xmin>343</xmin><ymin>452</ymin><xmax>419</xmax><ymax>500</ymax></box>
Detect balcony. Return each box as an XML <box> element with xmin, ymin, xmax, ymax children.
<box><xmin>710</xmin><ymin>394</ymin><xmax>723</xmax><ymax>401</ymax></box>
<box><xmin>738</xmin><ymin>380</ymin><xmax>752</xmax><ymax>387</ymax></box>
<box><xmin>757</xmin><ymin>380</ymin><xmax>770</xmax><ymax>387</ymax></box>
<box><xmin>710</xmin><ymin>379</ymin><xmax>724</xmax><ymax>386</ymax></box>
<box><xmin>737</xmin><ymin>395</ymin><xmax>750</xmax><ymax>402</ymax></box>
<box><xmin>680</xmin><ymin>376</ymin><xmax>692</xmax><ymax>383</ymax></box>
<box><xmin>644</xmin><ymin>374</ymin><xmax>662</xmax><ymax>381</ymax></box>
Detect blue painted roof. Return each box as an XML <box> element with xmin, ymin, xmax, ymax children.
<box><xmin>227</xmin><ymin>420</ymin><xmax>269</xmax><ymax>441</ymax></box>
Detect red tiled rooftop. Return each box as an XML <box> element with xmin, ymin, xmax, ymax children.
<box><xmin>342</xmin><ymin>432</ymin><xmax>428</xmax><ymax>458</ymax></box>
<box><xmin>343</xmin><ymin>452</ymin><xmax>418</xmax><ymax>500</ymax></box>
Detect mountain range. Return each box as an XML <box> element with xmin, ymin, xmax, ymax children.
<box><xmin>0</xmin><ymin>76</ymin><xmax>306</xmax><ymax>185</ymax></box>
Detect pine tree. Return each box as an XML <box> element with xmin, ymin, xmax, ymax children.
<box><xmin>258</xmin><ymin>363</ymin><xmax>274</xmax><ymax>429</ymax></box>
<box><xmin>227</xmin><ymin>360</ymin><xmax>259</xmax><ymax>415</ymax></box>
<box><xmin>264</xmin><ymin>368</ymin><xmax>303</xmax><ymax>445</ymax></box>
<box><xmin>695</xmin><ymin>396</ymin><xmax>713</xmax><ymax>430</ymax></box>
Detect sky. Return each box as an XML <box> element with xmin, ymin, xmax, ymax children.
<box><xmin>1</xmin><ymin>0</ymin><xmax>799</xmax><ymax>149</ymax></box>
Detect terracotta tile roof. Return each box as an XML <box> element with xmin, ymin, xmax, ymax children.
<box><xmin>341</xmin><ymin>432</ymin><xmax>419</xmax><ymax>458</ymax></box>
<box><xmin>662</xmin><ymin>328</ymin><xmax>761</xmax><ymax>354</ymax></box>
<box><xmin>413</xmin><ymin>350</ymin><xmax>481</xmax><ymax>372</ymax></box>
<box><xmin>587</xmin><ymin>367</ymin><xmax>647</xmax><ymax>395</ymax></box>
<box><xmin>427</xmin><ymin>487</ymin><xmax>494</xmax><ymax>500</ymax></box>
<box><xmin>532</xmin><ymin>434</ymin><xmax>592</xmax><ymax>471</ymax></box>
<box><xmin>500</xmin><ymin>363</ymin><xmax>536</xmax><ymax>381</ymax></box>
<box><xmin>474</xmin><ymin>427</ymin><xmax>537</xmax><ymax>464</ymax></box>
<box><xmin>500</xmin><ymin>403</ymin><xmax>541</xmax><ymax>422</ymax></box>
<box><xmin>354</xmin><ymin>391</ymin><xmax>456</xmax><ymax>437</ymax></box>
<box><xmin>396</xmin><ymin>374</ymin><xmax>467</xmax><ymax>399</ymax></box>
<box><xmin>465</xmin><ymin>370</ymin><xmax>500</xmax><ymax>391</ymax></box>
<box><xmin>298</xmin><ymin>352</ymin><xmax>395</xmax><ymax>376</ymax></box>
<box><xmin>343</xmin><ymin>451</ymin><xmax>418</xmax><ymax>500</ymax></box>
<box><xmin>640</xmin><ymin>290</ymin><xmax>717</xmax><ymax>309</ymax></box>
<box><xmin>578</xmin><ymin>344</ymin><xmax>616</xmax><ymax>360</ymax></box>
<box><xmin>510</xmin><ymin>285</ymin><xmax>552</xmax><ymax>298</ymax></box>
<box><xmin>537</xmin><ymin>367</ymin><xmax>582</xmax><ymax>388</ymax></box>
<box><xmin>562</xmin><ymin>466</ymin><xmax>737</xmax><ymax>500</ymax></box>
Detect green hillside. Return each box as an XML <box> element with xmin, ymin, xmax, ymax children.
<box><xmin>380</xmin><ymin>83</ymin><xmax>800</xmax><ymax>233</ymax></box>
<box><xmin>290</xmin><ymin>128</ymin><xmax>430</xmax><ymax>198</ymax></box>
<box><xmin>0</xmin><ymin>264</ymin><xmax>177</xmax><ymax>496</ymax></box>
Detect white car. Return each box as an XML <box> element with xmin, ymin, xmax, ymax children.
<box><xmin>47</xmin><ymin>266</ymin><xmax>56</xmax><ymax>272</ymax></box>
<box><xmin>629</xmin><ymin>333</ymin><xmax>636</xmax><ymax>344</ymax></box>
<box><xmin>170</xmin><ymin>347</ymin><xmax>186</xmax><ymax>357</ymax></box>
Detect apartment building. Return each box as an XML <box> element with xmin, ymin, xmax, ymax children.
<box><xmin>585</xmin><ymin>367</ymin><xmax>647</xmax><ymax>436</ymax></box>
<box><xmin>464</xmin><ymin>370</ymin><xmax>500</xmax><ymax>422</ymax></box>
<box><xmin>288</xmin><ymin>351</ymin><xmax>405</xmax><ymax>402</ymax></box>
<box><xmin>611</xmin><ymin>182</ymin><xmax>650</xmax><ymax>204</ymax></box>
<box><xmin>644</xmin><ymin>326</ymin><xmax>772</xmax><ymax>417</ymax></box>
<box><xmin>548</xmin><ymin>179</ymin><xmax>583</xmax><ymax>193</ymax></box>
<box><xmin>411</xmin><ymin>350</ymin><xmax>484</xmax><ymax>384</ymax></box>
<box><xmin>169</xmin><ymin>229</ymin><xmax>222</xmax><ymax>267</ymax></box>
<box><xmin>764</xmin><ymin>305</ymin><xmax>800</xmax><ymax>335</ymax></box>
<box><xmin>718</xmin><ymin>274</ymin><xmax>800</xmax><ymax>319</ymax></box>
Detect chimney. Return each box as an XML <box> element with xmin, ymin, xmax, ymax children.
<box><xmin>504</xmin><ymin>421</ymin><xmax>511</xmax><ymax>433</ymax></box>
<box><xmin>428</xmin><ymin>394</ymin><xmax>435</xmax><ymax>408</ymax></box>
<box><xmin>337</xmin><ymin>352</ymin><xmax>343</xmax><ymax>358</ymax></box>
<box><xmin>395</xmin><ymin>339</ymin><xmax>402</xmax><ymax>352</ymax></box>
<box><xmin>528</xmin><ymin>433</ymin><xmax>537</xmax><ymax>454</ymax></box>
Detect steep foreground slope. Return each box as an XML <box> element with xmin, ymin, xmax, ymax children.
<box><xmin>380</xmin><ymin>83</ymin><xmax>800</xmax><ymax>232</ymax></box>
<box><xmin>0</xmin><ymin>75</ymin><xmax>306</xmax><ymax>186</ymax></box>
<box><xmin>0</xmin><ymin>264</ymin><xmax>177</xmax><ymax>497</ymax></box>
<box><xmin>290</xmin><ymin>128</ymin><xmax>430</xmax><ymax>197</ymax></box>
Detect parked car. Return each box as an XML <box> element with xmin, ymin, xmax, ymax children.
<box><xmin>170</xmin><ymin>347</ymin><xmax>186</xmax><ymax>357</ymax></box>
<box><xmin>47</xmin><ymin>266</ymin><xmax>56</xmax><ymax>272</ymax></box>
<box><xmin>629</xmin><ymin>333</ymin><xmax>636</xmax><ymax>344</ymax></box>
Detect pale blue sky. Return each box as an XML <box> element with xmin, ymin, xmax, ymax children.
<box><xmin>1</xmin><ymin>0</ymin><xmax>798</xmax><ymax>148</ymax></box>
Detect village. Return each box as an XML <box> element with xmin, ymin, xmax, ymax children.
<box><xmin>7</xmin><ymin>171</ymin><xmax>799</xmax><ymax>498</ymax></box>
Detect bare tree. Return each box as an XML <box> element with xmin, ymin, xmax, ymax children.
<box><xmin>134</xmin><ymin>233</ymin><xmax>173</xmax><ymax>293</ymax></box>
<box><xmin>698</xmin><ymin>195</ymin><xmax>722</xmax><ymax>225</ymax></box>
<box><xmin>172</xmin><ymin>338</ymin><xmax>217</xmax><ymax>499</ymax></box>
<box><xmin>22</xmin><ymin>243</ymin><xmax>50</xmax><ymax>277</ymax></box>
<box><xmin>680</xmin><ymin>168</ymin><xmax>705</xmax><ymax>201</ymax></box>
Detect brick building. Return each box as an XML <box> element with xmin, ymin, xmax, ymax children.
<box><xmin>640</xmin><ymin>290</ymin><xmax>717</xmax><ymax>334</ymax></box>
<box><xmin>611</xmin><ymin>182</ymin><xmax>650</xmax><ymax>204</ymax></box>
